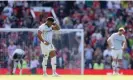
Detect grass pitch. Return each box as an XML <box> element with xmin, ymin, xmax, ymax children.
<box><xmin>0</xmin><ymin>75</ymin><xmax>133</xmax><ymax>80</ymax></box>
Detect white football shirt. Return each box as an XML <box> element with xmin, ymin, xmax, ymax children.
<box><xmin>12</xmin><ymin>49</ymin><xmax>25</xmax><ymax>57</ymax></box>
<box><xmin>38</xmin><ymin>23</ymin><xmax>53</xmax><ymax>44</ymax></box>
<box><xmin>13</xmin><ymin>49</ymin><xmax>25</xmax><ymax>54</ymax></box>
<box><xmin>109</xmin><ymin>33</ymin><xmax>126</xmax><ymax>50</ymax></box>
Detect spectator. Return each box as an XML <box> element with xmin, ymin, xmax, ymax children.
<box><xmin>0</xmin><ymin>14</ymin><xmax>4</xmax><ymax>27</ymax></box>
<box><xmin>93</xmin><ymin>57</ymin><xmax>104</xmax><ymax>69</ymax></box>
<box><xmin>7</xmin><ymin>40</ymin><xmax>16</xmax><ymax>74</ymax></box>
<box><xmin>93</xmin><ymin>47</ymin><xmax>102</xmax><ymax>63</ymax></box>
<box><xmin>123</xmin><ymin>50</ymin><xmax>130</xmax><ymax>69</ymax></box>
<box><xmin>104</xmin><ymin>55</ymin><xmax>112</xmax><ymax>69</ymax></box>
<box><xmin>30</xmin><ymin>56</ymin><xmax>39</xmax><ymax>74</ymax></box>
<box><xmin>62</xmin><ymin>16</ymin><xmax>73</xmax><ymax>28</ymax></box>
<box><xmin>57</xmin><ymin>50</ymin><xmax>64</xmax><ymax>68</ymax></box>
<box><xmin>92</xmin><ymin>29</ymin><xmax>103</xmax><ymax>41</ymax></box>
<box><xmin>74</xmin><ymin>20</ymin><xmax>83</xmax><ymax>29</ymax></box>
<box><xmin>85</xmin><ymin>44</ymin><xmax>94</xmax><ymax>68</ymax></box>
<box><xmin>8</xmin><ymin>40</ymin><xmax>17</xmax><ymax>58</ymax></box>
<box><xmin>2</xmin><ymin>4</ymin><xmax>13</xmax><ymax>17</ymax></box>
<box><xmin>103</xmin><ymin>46</ymin><xmax>112</xmax><ymax>58</ymax></box>
<box><xmin>3</xmin><ymin>18</ymin><xmax>11</xmax><ymax>29</ymax></box>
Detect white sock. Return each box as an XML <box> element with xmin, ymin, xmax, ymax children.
<box><xmin>112</xmin><ymin>61</ymin><xmax>116</xmax><ymax>73</ymax></box>
<box><xmin>51</xmin><ymin>56</ymin><xmax>56</xmax><ymax>73</ymax></box>
<box><xmin>42</xmin><ymin>55</ymin><xmax>48</xmax><ymax>73</ymax></box>
<box><xmin>13</xmin><ymin>61</ymin><xmax>18</xmax><ymax>74</ymax></box>
<box><xmin>19</xmin><ymin>60</ymin><xmax>23</xmax><ymax>75</ymax></box>
<box><xmin>116</xmin><ymin>62</ymin><xmax>120</xmax><ymax>73</ymax></box>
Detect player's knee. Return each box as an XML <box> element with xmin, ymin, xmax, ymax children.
<box><xmin>118</xmin><ymin>59</ymin><xmax>122</xmax><ymax>65</ymax></box>
<box><xmin>50</xmin><ymin>51</ymin><xmax>56</xmax><ymax>58</ymax></box>
<box><xmin>118</xmin><ymin>59</ymin><xmax>122</xmax><ymax>62</ymax></box>
<box><xmin>112</xmin><ymin>58</ymin><xmax>117</xmax><ymax>62</ymax></box>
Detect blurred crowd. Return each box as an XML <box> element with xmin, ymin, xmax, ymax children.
<box><xmin>0</xmin><ymin>1</ymin><xmax>133</xmax><ymax>71</ymax></box>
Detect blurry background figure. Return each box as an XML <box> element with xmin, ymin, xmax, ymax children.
<box><xmin>122</xmin><ymin>50</ymin><xmax>130</xmax><ymax>69</ymax></box>
<box><xmin>84</xmin><ymin>44</ymin><xmax>94</xmax><ymax>69</ymax></box>
<box><xmin>104</xmin><ymin>55</ymin><xmax>112</xmax><ymax>69</ymax></box>
<box><xmin>93</xmin><ymin>56</ymin><xmax>104</xmax><ymax>70</ymax></box>
<box><xmin>57</xmin><ymin>50</ymin><xmax>64</xmax><ymax>68</ymax></box>
<box><xmin>7</xmin><ymin>40</ymin><xmax>16</xmax><ymax>74</ymax></box>
<box><xmin>103</xmin><ymin>46</ymin><xmax>112</xmax><ymax>58</ymax></box>
<box><xmin>30</xmin><ymin>56</ymin><xmax>39</xmax><ymax>74</ymax></box>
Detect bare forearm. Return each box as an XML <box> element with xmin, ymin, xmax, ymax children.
<box><xmin>37</xmin><ymin>34</ymin><xmax>44</xmax><ymax>42</ymax></box>
<box><xmin>37</xmin><ymin>31</ymin><xmax>49</xmax><ymax>45</ymax></box>
<box><xmin>52</xmin><ymin>23</ymin><xmax>60</xmax><ymax>30</ymax></box>
<box><xmin>107</xmin><ymin>38</ymin><xmax>112</xmax><ymax>48</ymax></box>
<box><xmin>122</xmin><ymin>41</ymin><xmax>127</xmax><ymax>49</ymax></box>
<box><xmin>55</xmin><ymin>24</ymin><xmax>60</xmax><ymax>30</ymax></box>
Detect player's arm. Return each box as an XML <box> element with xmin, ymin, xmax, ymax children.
<box><xmin>107</xmin><ymin>37</ymin><xmax>112</xmax><ymax>49</ymax></box>
<box><xmin>122</xmin><ymin>36</ymin><xmax>127</xmax><ymax>50</ymax></box>
<box><xmin>107</xmin><ymin>34</ymin><xmax>114</xmax><ymax>49</ymax></box>
<box><xmin>37</xmin><ymin>30</ymin><xmax>49</xmax><ymax>45</ymax></box>
<box><xmin>19</xmin><ymin>60</ymin><xmax>23</xmax><ymax>75</ymax></box>
<box><xmin>52</xmin><ymin>23</ymin><xmax>60</xmax><ymax>30</ymax></box>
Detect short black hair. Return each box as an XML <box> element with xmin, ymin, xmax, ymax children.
<box><xmin>47</xmin><ymin>17</ymin><xmax>54</xmax><ymax>22</ymax></box>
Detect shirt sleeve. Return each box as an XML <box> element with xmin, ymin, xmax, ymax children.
<box><xmin>38</xmin><ymin>25</ymin><xmax>44</xmax><ymax>32</ymax></box>
<box><xmin>21</xmin><ymin>49</ymin><xmax>25</xmax><ymax>55</ymax></box>
<box><xmin>109</xmin><ymin>34</ymin><xmax>115</xmax><ymax>41</ymax></box>
<box><xmin>44</xmin><ymin>27</ymin><xmax>52</xmax><ymax>32</ymax></box>
<box><xmin>122</xmin><ymin>35</ymin><xmax>126</xmax><ymax>41</ymax></box>
<box><xmin>38</xmin><ymin>25</ymin><xmax>52</xmax><ymax>32</ymax></box>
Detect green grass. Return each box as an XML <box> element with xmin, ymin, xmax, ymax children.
<box><xmin>0</xmin><ymin>75</ymin><xmax>133</xmax><ymax>80</ymax></box>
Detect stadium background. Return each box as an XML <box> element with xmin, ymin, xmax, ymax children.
<box><xmin>0</xmin><ymin>1</ymin><xmax>133</xmax><ymax>75</ymax></box>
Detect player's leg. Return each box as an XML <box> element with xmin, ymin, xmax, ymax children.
<box><xmin>40</xmin><ymin>43</ymin><xmax>49</xmax><ymax>75</ymax></box>
<box><xmin>19</xmin><ymin>54</ymin><xmax>25</xmax><ymax>75</ymax></box>
<box><xmin>49</xmin><ymin>50</ymin><xmax>58</xmax><ymax>76</ymax></box>
<box><xmin>7</xmin><ymin>58</ymin><xmax>13</xmax><ymax>74</ymax></box>
<box><xmin>7</xmin><ymin>55</ymin><xmax>15</xmax><ymax>75</ymax></box>
<box><xmin>19</xmin><ymin>60</ymin><xmax>23</xmax><ymax>75</ymax></box>
<box><xmin>42</xmin><ymin>54</ymin><xmax>49</xmax><ymax>75</ymax></box>
<box><xmin>111</xmin><ymin>50</ymin><xmax>118</xmax><ymax>74</ymax></box>
<box><xmin>12</xmin><ymin>60</ymin><xmax>18</xmax><ymax>74</ymax></box>
<box><xmin>116</xmin><ymin>50</ymin><xmax>123</xmax><ymax>74</ymax></box>
<box><xmin>12</xmin><ymin>53</ymin><xmax>19</xmax><ymax>74</ymax></box>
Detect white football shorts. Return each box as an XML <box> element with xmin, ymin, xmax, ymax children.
<box><xmin>111</xmin><ymin>49</ymin><xmax>123</xmax><ymax>59</ymax></box>
<box><xmin>40</xmin><ymin>42</ymin><xmax>55</xmax><ymax>56</ymax></box>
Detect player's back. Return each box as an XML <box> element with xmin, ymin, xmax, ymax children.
<box><xmin>13</xmin><ymin>49</ymin><xmax>25</xmax><ymax>55</ymax></box>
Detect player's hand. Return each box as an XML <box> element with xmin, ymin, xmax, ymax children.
<box><xmin>52</xmin><ymin>22</ymin><xmax>57</xmax><ymax>25</ymax></box>
<box><xmin>43</xmin><ymin>41</ymin><xmax>49</xmax><ymax>45</ymax></box>
<box><xmin>111</xmin><ymin>46</ymin><xmax>114</xmax><ymax>49</ymax></box>
<box><xmin>122</xmin><ymin>47</ymin><xmax>125</xmax><ymax>51</ymax></box>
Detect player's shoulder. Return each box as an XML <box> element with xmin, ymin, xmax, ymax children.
<box><xmin>40</xmin><ymin>23</ymin><xmax>49</xmax><ymax>29</ymax></box>
<box><xmin>111</xmin><ymin>32</ymin><xmax>117</xmax><ymax>36</ymax></box>
<box><xmin>121</xmin><ymin>34</ymin><xmax>125</xmax><ymax>37</ymax></box>
<box><xmin>39</xmin><ymin>23</ymin><xmax>45</xmax><ymax>27</ymax></box>
<box><xmin>113</xmin><ymin>33</ymin><xmax>117</xmax><ymax>35</ymax></box>
<box><xmin>15</xmin><ymin>48</ymin><xmax>24</xmax><ymax>52</ymax></box>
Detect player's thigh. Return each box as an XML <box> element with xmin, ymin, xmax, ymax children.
<box><xmin>111</xmin><ymin>50</ymin><xmax>118</xmax><ymax>60</ymax></box>
<box><xmin>118</xmin><ymin>50</ymin><xmax>123</xmax><ymax>60</ymax></box>
<box><xmin>49</xmin><ymin>44</ymin><xmax>56</xmax><ymax>58</ymax></box>
<box><xmin>49</xmin><ymin>50</ymin><xmax>56</xmax><ymax>58</ymax></box>
<box><xmin>40</xmin><ymin>43</ymin><xmax>49</xmax><ymax>56</ymax></box>
<box><xmin>8</xmin><ymin>57</ymin><xmax>13</xmax><ymax>66</ymax></box>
